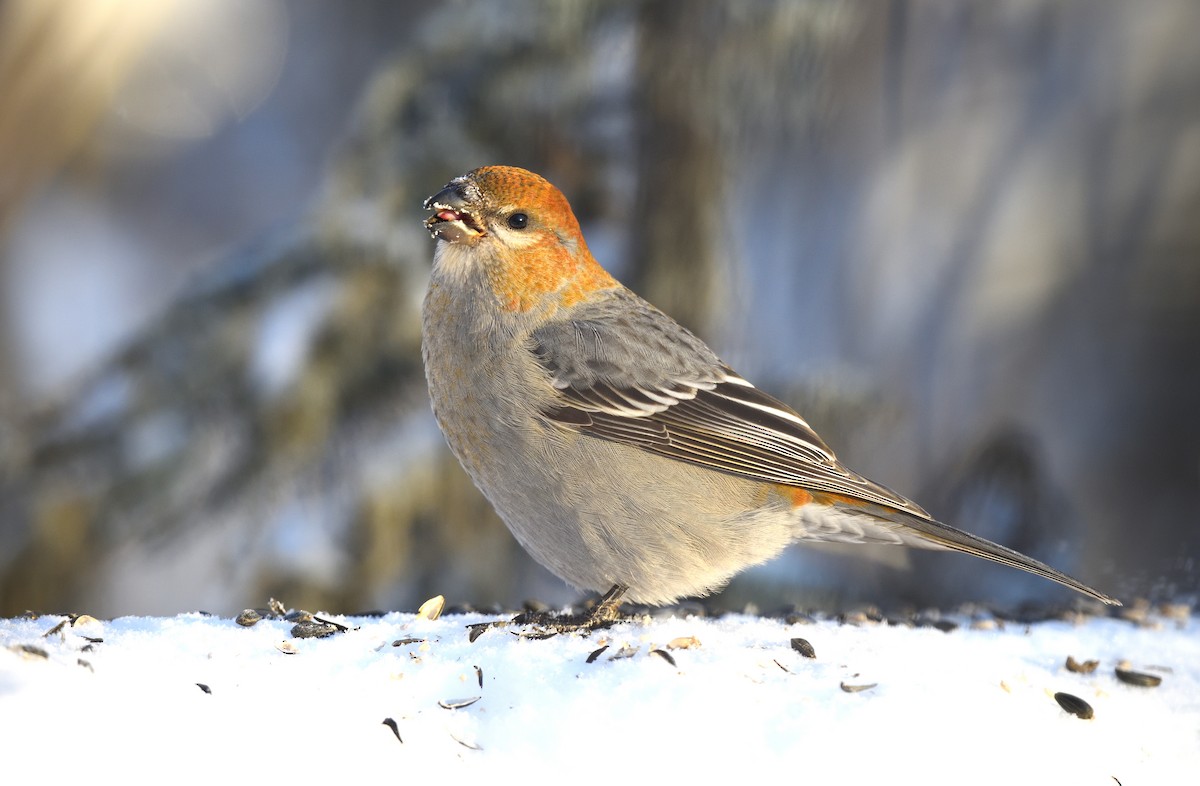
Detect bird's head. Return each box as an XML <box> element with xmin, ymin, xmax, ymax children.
<box><xmin>422</xmin><ymin>166</ymin><xmax>616</xmax><ymax>312</ymax></box>
<box><xmin>424</xmin><ymin>166</ymin><xmax>584</xmax><ymax>250</ymax></box>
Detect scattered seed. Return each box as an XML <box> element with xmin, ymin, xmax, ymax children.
<box><xmin>450</xmin><ymin>733</ymin><xmax>482</xmax><ymax>751</ymax></box>
<box><xmin>275</xmin><ymin>641</ymin><xmax>298</xmax><ymax>655</ymax></box>
<box><xmin>418</xmin><ymin>595</ymin><xmax>445</xmax><ymax>621</ymax></box>
<box><xmin>1115</xmin><ymin>667</ymin><xmax>1162</xmax><ymax>688</ymax></box>
<box><xmin>284</xmin><ymin>610</ymin><xmax>314</xmax><ymax>623</ymax></box>
<box><xmin>42</xmin><ymin>620</ymin><xmax>68</xmax><ymax>638</ymax></box>
<box><xmin>268</xmin><ymin>598</ymin><xmax>287</xmax><ymax>616</ymax></box>
<box><xmin>586</xmin><ymin>645</ymin><xmax>609</xmax><ymax>663</ymax></box>
<box><xmin>316</xmin><ymin>615</ymin><xmax>349</xmax><ymax>632</ymax></box>
<box><xmin>71</xmin><ymin>614</ymin><xmax>100</xmax><ymax>628</ymax></box>
<box><xmin>1159</xmin><ymin>602</ymin><xmax>1191</xmax><ymax>624</ymax></box>
<box><xmin>196</xmin><ymin>683</ymin><xmax>212</xmax><ymax>695</ymax></box>
<box><xmin>438</xmin><ymin>696</ymin><xmax>481</xmax><ymax>710</ymax></box>
<box><xmin>474</xmin><ymin>665</ymin><xmax>483</xmax><ymax>688</ymax></box>
<box><xmin>393</xmin><ymin>637</ymin><xmax>425</xmax><ymax>647</ymax></box>
<box><xmin>790</xmin><ymin>638</ymin><xmax>816</xmax><ymax>659</ymax></box>
<box><xmin>773</xmin><ymin>659</ymin><xmax>790</xmax><ymax>673</ymax></box>
<box><xmin>236</xmin><ymin>610</ymin><xmax>262</xmax><ymax>627</ymax></box>
<box><xmin>667</xmin><ymin>636</ymin><xmax>701</xmax><ymax>650</ymax></box>
<box><xmin>1054</xmin><ymin>692</ymin><xmax>1094</xmax><ymax>719</ymax></box>
<box><xmin>80</xmin><ymin>635</ymin><xmax>103</xmax><ymax>644</ymax></box>
<box><xmin>840</xmin><ymin>681</ymin><xmax>877</xmax><ymax>693</ymax></box>
<box><xmin>651</xmin><ymin>649</ymin><xmax>677</xmax><ymax>667</ymax></box>
<box><xmin>1066</xmin><ymin>656</ymin><xmax>1100</xmax><ymax>674</ymax></box>
<box><xmin>519</xmin><ymin>629</ymin><xmax>559</xmax><ymax>641</ymax></box>
<box><xmin>10</xmin><ymin>644</ymin><xmax>48</xmax><ymax>659</ymax></box>
<box><xmin>467</xmin><ymin>625</ymin><xmax>489</xmax><ymax>643</ymax></box>
<box><xmin>76</xmin><ymin>658</ymin><xmax>93</xmax><ymax>672</ymax></box>
<box><xmin>969</xmin><ymin>618</ymin><xmax>998</xmax><ymax>631</ymax></box>
<box><xmin>382</xmin><ymin>717</ymin><xmax>402</xmax><ymax>742</ymax></box>
<box><xmin>608</xmin><ymin>644</ymin><xmax>639</xmax><ymax>661</ymax></box>
<box><xmin>291</xmin><ymin>620</ymin><xmax>340</xmax><ymax>639</ymax></box>
<box><xmin>1116</xmin><ymin>598</ymin><xmax>1151</xmax><ymax>625</ymax></box>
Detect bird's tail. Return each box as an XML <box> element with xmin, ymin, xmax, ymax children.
<box><xmin>815</xmin><ymin>493</ymin><xmax>1121</xmax><ymax>606</ymax></box>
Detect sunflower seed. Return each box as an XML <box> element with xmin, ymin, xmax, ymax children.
<box><xmin>10</xmin><ymin>644</ymin><xmax>48</xmax><ymax>659</ymax></box>
<box><xmin>790</xmin><ymin>638</ymin><xmax>816</xmax><ymax>658</ymax></box>
<box><xmin>608</xmin><ymin>644</ymin><xmax>639</xmax><ymax>661</ymax></box>
<box><xmin>382</xmin><ymin>717</ymin><xmax>402</xmax><ymax>742</ymax></box>
<box><xmin>42</xmin><ymin>620</ymin><xmax>68</xmax><ymax>638</ymax></box>
<box><xmin>235</xmin><ymin>610</ymin><xmax>262</xmax><ymax>627</ymax></box>
<box><xmin>438</xmin><ymin>696</ymin><xmax>481</xmax><ymax>710</ymax></box>
<box><xmin>586</xmin><ymin>645</ymin><xmax>609</xmax><ymax>663</ymax></box>
<box><xmin>418</xmin><ymin>595</ymin><xmax>445</xmax><ymax>621</ymax></box>
<box><xmin>1115</xmin><ymin>667</ymin><xmax>1162</xmax><ymax>687</ymax></box>
<box><xmin>840</xmin><ymin>681</ymin><xmax>877</xmax><ymax>693</ymax></box>
<box><xmin>1054</xmin><ymin>692</ymin><xmax>1094</xmax><ymax>719</ymax></box>
<box><xmin>196</xmin><ymin>683</ymin><xmax>212</xmax><ymax>695</ymax></box>
<box><xmin>651</xmin><ymin>649</ymin><xmax>676</xmax><ymax>667</ymax></box>
<box><xmin>667</xmin><ymin>636</ymin><xmax>701</xmax><ymax>650</ymax></box>
<box><xmin>291</xmin><ymin>620</ymin><xmax>340</xmax><ymax>639</ymax></box>
<box><xmin>474</xmin><ymin>665</ymin><xmax>483</xmax><ymax>688</ymax></box>
<box><xmin>450</xmin><ymin>733</ymin><xmax>482</xmax><ymax>751</ymax></box>
<box><xmin>1066</xmin><ymin>656</ymin><xmax>1099</xmax><ymax>674</ymax></box>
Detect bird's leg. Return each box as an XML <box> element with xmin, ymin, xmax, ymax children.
<box><xmin>466</xmin><ymin>584</ymin><xmax>630</xmax><ymax>641</ymax></box>
<box><xmin>586</xmin><ymin>583</ymin><xmax>627</xmax><ymax>626</ymax></box>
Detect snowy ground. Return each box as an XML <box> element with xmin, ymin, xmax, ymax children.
<box><xmin>1</xmin><ymin>603</ymin><xmax>1196</xmax><ymax>783</ymax></box>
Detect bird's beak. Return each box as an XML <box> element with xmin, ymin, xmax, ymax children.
<box><xmin>423</xmin><ymin>181</ymin><xmax>486</xmax><ymax>243</ymax></box>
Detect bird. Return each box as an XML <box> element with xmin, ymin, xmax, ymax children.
<box><xmin>420</xmin><ymin>165</ymin><xmax>1118</xmax><ymax>625</ymax></box>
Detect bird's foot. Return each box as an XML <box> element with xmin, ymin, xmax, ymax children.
<box><xmin>466</xmin><ymin>584</ymin><xmax>628</xmax><ymax>642</ymax></box>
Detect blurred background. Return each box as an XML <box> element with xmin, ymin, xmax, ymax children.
<box><xmin>0</xmin><ymin>0</ymin><xmax>1197</xmax><ymax>617</ymax></box>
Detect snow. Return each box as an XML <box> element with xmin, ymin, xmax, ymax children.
<box><xmin>1</xmin><ymin>607</ymin><xmax>1196</xmax><ymax>783</ymax></box>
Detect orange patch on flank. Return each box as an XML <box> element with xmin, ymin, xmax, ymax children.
<box><xmin>778</xmin><ymin>485</ymin><xmax>814</xmax><ymax>508</ymax></box>
<box><xmin>810</xmin><ymin>490</ymin><xmax>875</xmax><ymax>509</ymax></box>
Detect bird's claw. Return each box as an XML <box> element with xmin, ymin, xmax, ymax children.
<box><xmin>466</xmin><ymin>585</ymin><xmax>628</xmax><ymax>642</ymax></box>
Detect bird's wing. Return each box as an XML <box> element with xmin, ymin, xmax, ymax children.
<box><xmin>527</xmin><ymin>290</ymin><xmax>1121</xmax><ymax>607</ymax></box>
<box><xmin>527</xmin><ymin>290</ymin><xmax>931</xmax><ymax>519</ymax></box>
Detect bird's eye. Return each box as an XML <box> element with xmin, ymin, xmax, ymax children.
<box><xmin>507</xmin><ymin>212</ymin><xmax>529</xmax><ymax>230</ymax></box>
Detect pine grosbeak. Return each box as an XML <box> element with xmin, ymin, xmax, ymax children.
<box><xmin>421</xmin><ymin>165</ymin><xmax>1118</xmax><ymax>617</ymax></box>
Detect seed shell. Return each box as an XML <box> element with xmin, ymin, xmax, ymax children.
<box><xmin>840</xmin><ymin>681</ymin><xmax>877</xmax><ymax>693</ymax></box>
<box><xmin>1054</xmin><ymin>692</ymin><xmax>1094</xmax><ymax>719</ymax></box>
<box><xmin>1066</xmin><ymin>656</ymin><xmax>1099</xmax><ymax>674</ymax></box>
<box><xmin>790</xmin><ymin>638</ymin><xmax>816</xmax><ymax>658</ymax></box>
<box><xmin>438</xmin><ymin>696</ymin><xmax>481</xmax><ymax>710</ymax></box>
<box><xmin>1115</xmin><ymin>667</ymin><xmax>1162</xmax><ymax>687</ymax></box>
<box><xmin>651</xmin><ymin>648</ymin><xmax>676</xmax><ymax>667</ymax></box>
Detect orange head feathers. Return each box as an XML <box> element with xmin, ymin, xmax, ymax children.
<box><xmin>424</xmin><ymin>166</ymin><xmax>617</xmax><ymax>312</ymax></box>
